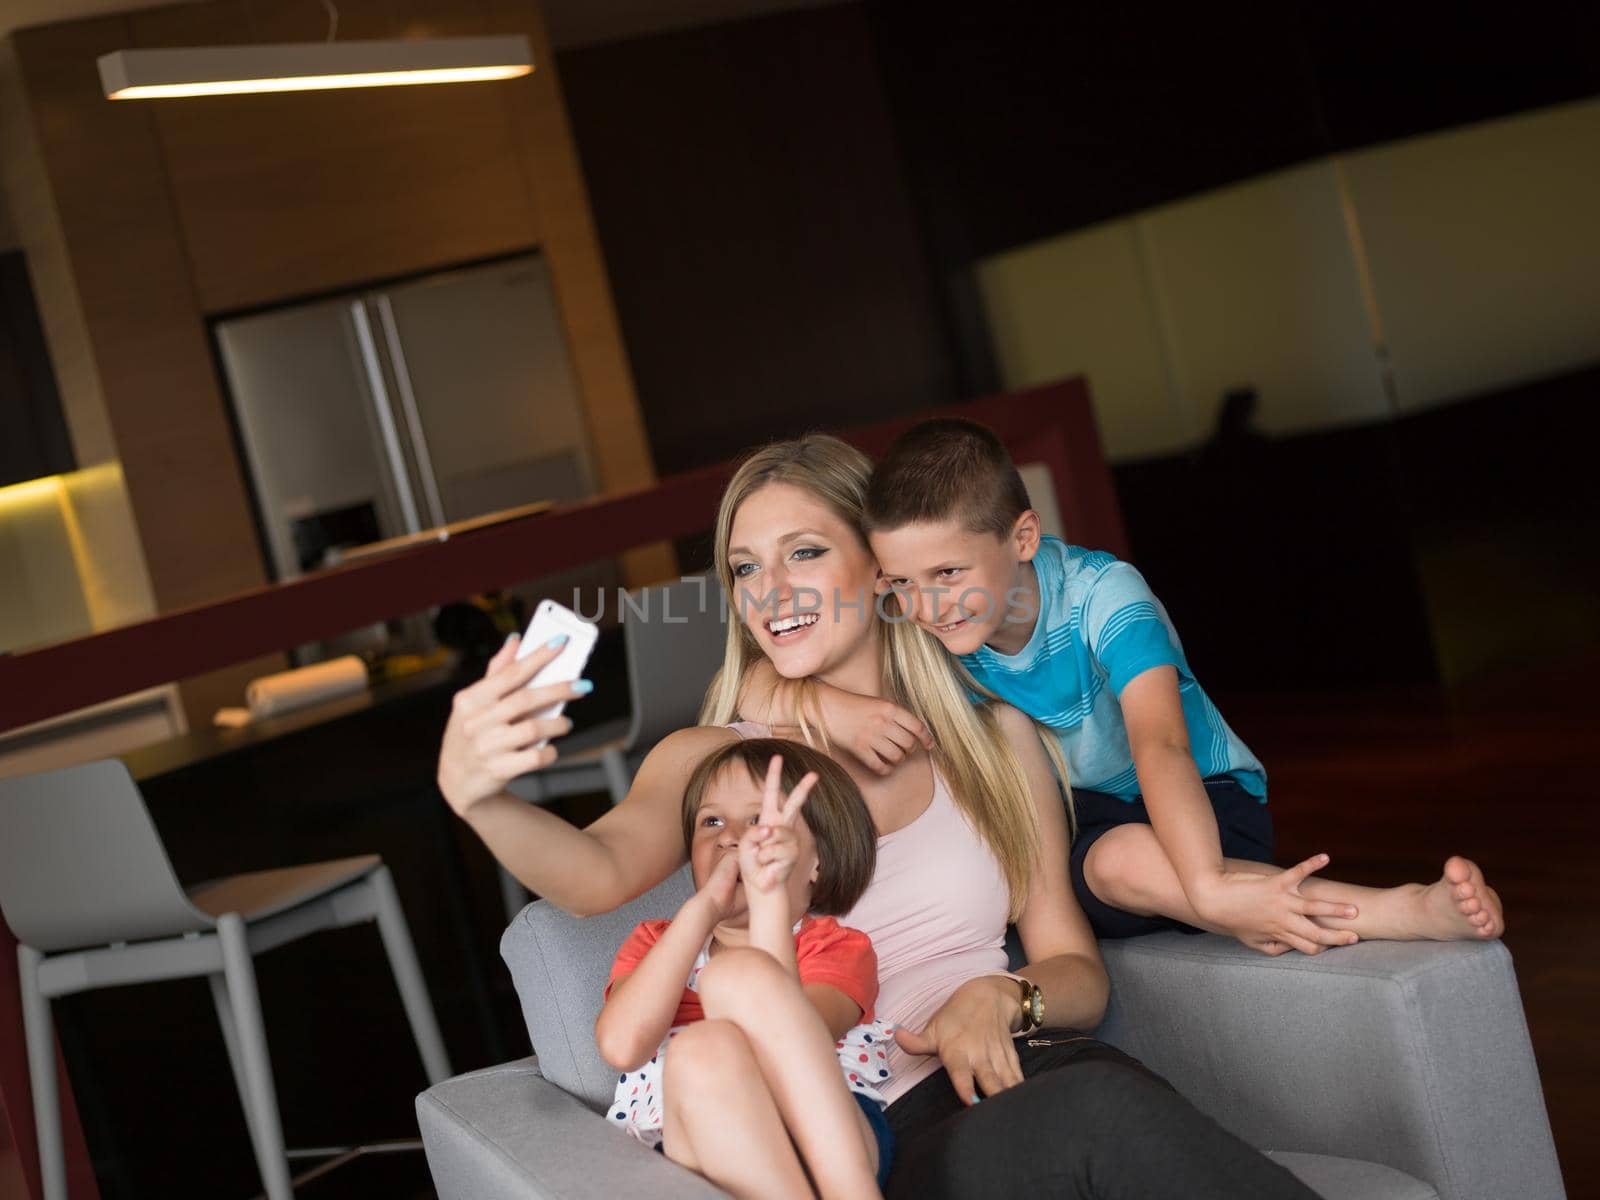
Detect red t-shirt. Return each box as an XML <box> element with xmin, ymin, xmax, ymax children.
<box><xmin>605</xmin><ymin>915</ymin><xmax>878</xmax><ymax>1026</ymax></box>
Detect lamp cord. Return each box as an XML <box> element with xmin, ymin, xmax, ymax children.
<box><xmin>316</xmin><ymin>0</ymin><xmax>339</xmax><ymax>42</ymax></box>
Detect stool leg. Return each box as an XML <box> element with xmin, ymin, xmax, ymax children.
<box><xmin>217</xmin><ymin>915</ymin><xmax>292</xmax><ymax>1200</ymax></box>
<box><xmin>500</xmin><ymin>773</ymin><xmax>542</xmax><ymax>922</ymax></box>
<box><xmin>498</xmin><ymin>864</ymin><xmax>528</xmax><ymax>925</ymax></box>
<box><xmin>208</xmin><ymin>972</ymin><xmax>269</xmax><ymax>1176</ymax></box>
<box><xmin>369</xmin><ymin>866</ymin><xmax>452</xmax><ymax>1084</ymax></box>
<box><xmin>600</xmin><ymin>748</ymin><xmax>632</xmax><ymax>806</ymax></box>
<box><xmin>19</xmin><ymin>945</ymin><xmax>67</xmax><ymax>1200</ymax></box>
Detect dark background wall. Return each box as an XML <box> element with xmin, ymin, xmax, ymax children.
<box><xmin>0</xmin><ymin>252</ymin><xmax>74</xmax><ymax>489</ymax></box>
<box><xmin>558</xmin><ymin>3</ymin><xmax>956</xmax><ymax>478</ymax></box>
<box><xmin>558</xmin><ymin>1</ymin><xmax>1600</xmax><ymax>692</ymax></box>
<box><xmin>868</xmin><ymin>4</ymin><xmax>1600</xmax><ymax>252</ymax></box>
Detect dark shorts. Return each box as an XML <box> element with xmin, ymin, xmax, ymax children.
<box><xmin>1068</xmin><ymin>777</ymin><xmax>1274</xmax><ymax>939</ymax></box>
<box><xmin>855</xmin><ymin>1090</ymin><xmax>896</xmax><ymax>1187</ymax></box>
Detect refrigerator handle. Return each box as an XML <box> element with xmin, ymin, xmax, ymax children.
<box><xmin>375</xmin><ymin>294</ymin><xmax>448</xmax><ymax>529</ymax></box>
<box><xmin>349</xmin><ymin>300</ymin><xmax>424</xmax><ymax>535</ymax></box>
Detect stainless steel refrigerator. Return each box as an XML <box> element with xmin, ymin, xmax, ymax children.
<box><xmin>216</xmin><ymin>251</ymin><xmax>603</xmax><ymax>577</ymax></box>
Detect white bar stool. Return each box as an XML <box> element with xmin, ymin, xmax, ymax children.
<box><xmin>0</xmin><ymin>759</ymin><xmax>452</xmax><ymax>1200</ymax></box>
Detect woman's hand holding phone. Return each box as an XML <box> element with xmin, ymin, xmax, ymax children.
<box><xmin>436</xmin><ymin>632</ymin><xmax>591</xmax><ymax>820</ymax></box>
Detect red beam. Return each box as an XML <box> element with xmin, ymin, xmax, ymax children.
<box><xmin>0</xmin><ymin>380</ymin><xmax>1116</xmax><ymax>733</ymax></box>
<box><xmin>0</xmin><ymin>461</ymin><xmax>729</xmax><ymax>733</ymax></box>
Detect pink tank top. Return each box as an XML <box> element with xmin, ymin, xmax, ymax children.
<box><xmin>727</xmin><ymin>722</ymin><xmax>1011</xmax><ymax>1103</ymax></box>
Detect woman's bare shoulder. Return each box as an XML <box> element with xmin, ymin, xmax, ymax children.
<box><xmin>990</xmin><ymin>703</ymin><xmax>1060</xmax><ymax>794</ymax></box>
<box><xmin>990</xmin><ymin>701</ymin><xmax>1038</xmax><ymax>742</ymax></box>
<box><xmin>585</xmin><ymin>725</ymin><xmax>740</xmax><ymax>884</ymax></box>
<box><xmin>637</xmin><ymin>724</ymin><xmax>741</xmax><ymax>773</ymax></box>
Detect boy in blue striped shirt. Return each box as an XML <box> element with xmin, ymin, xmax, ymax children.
<box><xmin>860</xmin><ymin>418</ymin><xmax>1502</xmax><ymax>954</ymax></box>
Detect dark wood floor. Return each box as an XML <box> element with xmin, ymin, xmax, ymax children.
<box><xmin>1225</xmin><ymin>670</ymin><xmax>1597</xmax><ymax>1200</ymax></box>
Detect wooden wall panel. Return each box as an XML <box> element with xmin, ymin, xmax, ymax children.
<box><xmin>555</xmin><ymin>6</ymin><xmax>957</xmax><ymax>478</ymax></box>
<box><xmin>0</xmin><ymin>40</ymin><xmax>117</xmax><ymax>467</ymax></box>
<box><xmin>133</xmin><ymin>1</ymin><xmax>541</xmax><ymax>314</ymax></box>
<box><xmin>9</xmin><ymin>0</ymin><xmax>670</xmax><ymax>733</ymax></box>
<box><xmin>12</xmin><ymin>16</ymin><xmax>280</xmax><ymax>726</ymax></box>
<box><xmin>486</xmin><ymin>0</ymin><xmax>676</xmax><ymax>583</ymax></box>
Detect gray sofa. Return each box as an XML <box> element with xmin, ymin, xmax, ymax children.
<box><xmin>417</xmin><ymin>870</ymin><xmax>1565</xmax><ymax>1199</ymax></box>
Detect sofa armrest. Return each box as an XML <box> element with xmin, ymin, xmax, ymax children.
<box><xmin>1094</xmin><ymin>933</ymin><xmax>1564</xmax><ymax>1200</ymax></box>
<box><xmin>417</xmin><ymin>1058</ymin><xmax>728</xmax><ymax>1200</ymax></box>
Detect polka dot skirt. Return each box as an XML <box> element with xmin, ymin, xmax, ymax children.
<box><xmin>836</xmin><ymin>1019</ymin><xmax>895</xmax><ymax>1107</ymax></box>
<box><xmin>606</xmin><ymin>1020</ymin><xmax>893</xmax><ymax>1147</ymax></box>
<box><xmin>605</xmin><ymin>944</ymin><xmax>892</xmax><ymax>1146</ymax></box>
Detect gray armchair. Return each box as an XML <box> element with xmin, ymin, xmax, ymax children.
<box><xmin>417</xmin><ymin>870</ymin><xmax>1564</xmax><ymax>1200</ymax></box>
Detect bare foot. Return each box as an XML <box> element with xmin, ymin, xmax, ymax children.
<box><xmin>1412</xmin><ymin>856</ymin><xmax>1504</xmax><ymax>941</ymax></box>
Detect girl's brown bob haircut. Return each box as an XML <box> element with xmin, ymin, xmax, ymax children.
<box><xmin>681</xmin><ymin>737</ymin><xmax>876</xmax><ymax>916</ymax></box>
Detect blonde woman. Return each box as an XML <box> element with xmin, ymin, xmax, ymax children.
<box><xmin>438</xmin><ymin>435</ymin><xmax>1315</xmax><ymax>1199</ymax></box>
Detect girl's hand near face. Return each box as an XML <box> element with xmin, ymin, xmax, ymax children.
<box><xmin>741</xmin><ymin>755</ymin><xmax>817</xmax><ymax>897</ymax></box>
<box><xmin>691</xmin><ymin>853</ymin><xmax>743</xmax><ymax>924</ymax></box>
<box><xmin>739</xmin><ymin>824</ymin><xmax>798</xmax><ymax>895</ymax></box>
<box><xmin>739</xmin><ymin>750</ymin><xmax>816</xmax><ymax>981</ymax></box>
<box><xmin>739</xmin><ymin>755</ymin><xmax>817</xmax><ymax>974</ymax></box>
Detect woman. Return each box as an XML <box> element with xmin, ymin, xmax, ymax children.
<box><xmin>438</xmin><ymin>435</ymin><xmax>1315</xmax><ymax>1199</ymax></box>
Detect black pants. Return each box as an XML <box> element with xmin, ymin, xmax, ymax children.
<box><xmin>884</xmin><ymin>1032</ymin><xmax>1317</xmax><ymax>1200</ymax></box>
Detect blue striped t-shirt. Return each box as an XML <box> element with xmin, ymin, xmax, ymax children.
<box><xmin>958</xmin><ymin>538</ymin><xmax>1266</xmax><ymax>802</ymax></box>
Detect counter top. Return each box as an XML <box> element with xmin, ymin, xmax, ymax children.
<box><xmin>122</xmin><ymin>660</ymin><xmax>467</xmax><ymax>782</ymax></box>
<box><xmin>121</xmin><ymin>624</ymin><xmax>629</xmax><ymax>783</ymax></box>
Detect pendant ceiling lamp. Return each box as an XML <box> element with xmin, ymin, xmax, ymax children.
<box><xmin>97</xmin><ymin>34</ymin><xmax>533</xmax><ymax>101</ymax></box>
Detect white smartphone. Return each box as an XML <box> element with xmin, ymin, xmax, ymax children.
<box><xmin>515</xmin><ymin>599</ymin><xmax>599</xmax><ymax>729</ymax></box>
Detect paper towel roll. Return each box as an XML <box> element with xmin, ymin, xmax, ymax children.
<box><xmin>245</xmin><ymin>655</ymin><xmax>369</xmax><ymax>719</ymax></box>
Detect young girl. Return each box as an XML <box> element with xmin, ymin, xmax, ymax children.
<box><xmin>595</xmin><ymin>739</ymin><xmax>894</xmax><ymax>1199</ymax></box>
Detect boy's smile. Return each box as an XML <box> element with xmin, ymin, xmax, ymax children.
<box><xmin>870</xmin><ymin>516</ymin><xmax>1042</xmax><ymax>657</ymax></box>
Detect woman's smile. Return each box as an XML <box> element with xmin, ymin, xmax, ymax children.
<box><xmin>765</xmin><ymin>611</ymin><xmax>821</xmax><ymax>642</ymax></box>
<box><xmin>729</xmin><ymin>482</ymin><xmax>880</xmax><ymax>680</ymax></box>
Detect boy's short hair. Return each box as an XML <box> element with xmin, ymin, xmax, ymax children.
<box><xmin>863</xmin><ymin>417</ymin><xmax>1032</xmax><ymax>537</ymax></box>
<box><xmin>681</xmin><ymin>738</ymin><xmax>875</xmax><ymax>916</ymax></box>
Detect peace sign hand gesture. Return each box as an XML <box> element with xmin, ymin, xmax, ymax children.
<box><xmin>738</xmin><ymin>754</ymin><xmax>818</xmax><ymax>899</ymax></box>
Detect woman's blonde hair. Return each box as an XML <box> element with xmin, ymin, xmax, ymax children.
<box><xmin>698</xmin><ymin>433</ymin><xmax>1066</xmax><ymax>919</ymax></box>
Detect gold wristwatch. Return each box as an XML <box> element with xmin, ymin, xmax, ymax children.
<box><xmin>1015</xmin><ymin>976</ymin><xmax>1044</xmax><ymax>1035</ymax></box>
